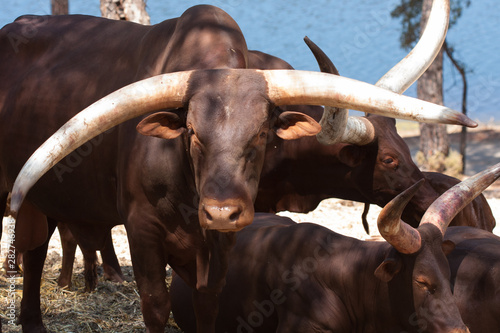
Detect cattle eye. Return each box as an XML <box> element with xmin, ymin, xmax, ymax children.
<box><xmin>382</xmin><ymin>157</ymin><xmax>399</xmax><ymax>171</ymax></box>
<box><xmin>415</xmin><ymin>279</ymin><xmax>436</xmax><ymax>295</ymax></box>
<box><xmin>187</xmin><ymin>128</ymin><xmax>194</xmax><ymax>136</ymax></box>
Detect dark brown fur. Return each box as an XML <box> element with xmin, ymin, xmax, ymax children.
<box><xmin>171</xmin><ymin>214</ymin><xmax>468</xmax><ymax>332</ymax></box>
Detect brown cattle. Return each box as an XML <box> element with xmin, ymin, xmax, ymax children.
<box><xmin>256</xmin><ymin>35</ymin><xmax>491</xmax><ymax>230</ymax></box>
<box><xmin>171</xmin><ymin>162</ymin><xmax>500</xmax><ymax>333</ymax></box>
<box><xmin>2</xmin><ymin>5</ymin><xmax>469</xmax><ymax>333</ymax></box>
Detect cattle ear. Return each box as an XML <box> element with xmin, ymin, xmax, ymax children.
<box><xmin>136</xmin><ymin>111</ymin><xmax>186</xmax><ymax>139</ymax></box>
<box><xmin>442</xmin><ymin>240</ymin><xmax>456</xmax><ymax>256</ymax></box>
<box><xmin>374</xmin><ymin>257</ymin><xmax>402</xmax><ymax>282</ymax></box>
<box><xmin>274</xmin><ymin>111</ymin><xmax>321</xmax><ymax>140</ymax></box>
<box><xmin>338</xmin><ymin>144</ymin><xmax>364</xmax><ymax>168</ymax></box>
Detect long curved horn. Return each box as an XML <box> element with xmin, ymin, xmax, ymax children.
<box><xmin>313</xmin><ymin>0</ymin><xmax>450</xmax><ymax>145</ymax></box>
<box><xmin>263</xmin><ymin>70</ymin><xmax>476</xmax><ymax>127</ymax></box>
<box><xmin>420</xmin><ymin>162</ymin><xmax>500</xmax><ymax>235</ymax></box>
<box><xmin>304</xmin><ymin>36</ymin><xmax>371</xmax><ymax>145</ymax></box>
<box><xmin>377</xmin><ymin>179</ymin><xmax>424</xmax><ymax>254</ymax></box>
<box><xmin>376</xmin><ymin>0</ymin><xmax>450</xmax><ymax>93</ymax></box>
<box><xmin>9</xmin><ymin>71</ymin><xmax>193</xmax><ymax>215</ymax></box>
<box><xmin>10</xmin><ymin>68</ymin><xmax>475</xmax><ymax>218</ymax></box>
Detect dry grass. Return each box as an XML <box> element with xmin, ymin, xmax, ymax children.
<box><xmin>0</xmin><ymin>263</ymin><xmax>181</xmax><ymax>332</ymax></box>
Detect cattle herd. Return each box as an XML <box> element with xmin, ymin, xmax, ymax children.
<box><xmin>0</xmin><ymin>0</ymin><xmax>499</xmax><ymax>332</ymax></box>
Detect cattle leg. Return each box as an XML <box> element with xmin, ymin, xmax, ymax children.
<box><xmin>57</xmin><ymin>222</ymin><xmax>77</xmax><ymax>289</ymax></box>
<box><xmin>19</xmin><ymin>220</ymin><xmax>57</xmax><ymax>333</ymax></box>
<box><xmin>81</xmin><ymin>248</ymin><xmax>99</xmax><ymax>292</ymax></box>
<box><xmin>192</xmin><ymin>230</ymin><xmax>235</xmax><ymax>333</ymax></box>
<box><xmin>127</xmin><ymin>226</ymin><xmax>170</xmax><ymax>333</ymax></box>
<box><xmin>192</xmin><ymin>290</ymin><xmax>220</xmax><ymax>333</ymax></box>
<box><xmin>58</xmin><ymin>221</ymin><xmax>100</xmax><ymax>291</ymax></box>
<box><xmin>100</xmin><ymin>230</ymin><xmax>125</xmax><ymax>283</ymax></box>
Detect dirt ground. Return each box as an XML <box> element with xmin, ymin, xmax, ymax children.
<box><xmin>1</xmin><ymin>123</ymin><xmax>500</xmax><ymax>332</ymax></box>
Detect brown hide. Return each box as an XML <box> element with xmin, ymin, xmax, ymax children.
<box><xmin>171</xmin><ymin>214</ymin><xmax>468</xmax><ymax>333</ymax></box>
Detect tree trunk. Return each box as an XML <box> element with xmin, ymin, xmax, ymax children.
<box><xmin>51</xmin><ymin>0</ymin><xmax>68</xmax><ymax>15</ymax></box>
<box><xmin>100</xmin><ymin>0</ymin><xmax>150</xmax><ymax>25</ymax></box>
<box><xmin>417</xmin><ymin>0</ymin><xmax>449</xmax><ymax>170</ymax></box>
<box><xmin>444</xmin><ymin>41</ymin><xmax>468</xmax><ymax>174</ymax></box>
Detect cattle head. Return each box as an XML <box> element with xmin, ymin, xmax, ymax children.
<box><xmin>304</xmin><ymin>36</ymin><xmax>443</xmax><ymax>224</ymax></box>
<box><xmin>340</xmin><ymin>114</ymin><xmax>439</xmax><ymax>224</ymax></box>
<box><xmin>135</xmin><ymin>70</ymin><xmax>320</xmax><ymax>230</ymax></box>
<box><xmin>375</xmin><ymin>162</ymin><xmax>500</xmax><ymax>332</ymax></box>
<box><xmin>304</xmin><ymin>0</ymin><xmax>453</xmax><ymax>225</ymax></box>
<box><xmin>8</xmin><ymin>66</ymin><xmax>475</xmax><ymax>233</ymax></box>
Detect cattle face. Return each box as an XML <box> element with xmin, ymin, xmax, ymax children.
<box><xmin>136</xmin><ymin>70</ymin><xmax>320</xmax><ymax>231</ymax></box>
<box><xmin>374</xmin><ymin>223</ymin><xmax>461</xmax><ymax>332</ymax></box>
<box><xmin>343</xmin><ymin>114</ymin><xmax>440</xmax><ymax>224</ymax></box>
<box><xmin>251</xmin><ymin>45</ymin><xmax>444</xmax><ymax>228</ymax></box>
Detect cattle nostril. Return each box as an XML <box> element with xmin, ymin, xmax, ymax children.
<box><xmin>203</xmin><ymin>204</ymin><xmax>242</xmax><ymax>224</ymax></box>
<box><xmin>229</xmin><ymin>211</ymin><xmax>240</xmax><ymax>222</ymax></box>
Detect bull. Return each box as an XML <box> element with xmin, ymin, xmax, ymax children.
<box><xmin>256</xmin><ymin>34</ymin><xmax>495</xmax><ymax>231</ymax></box>
<box><xmin>1</xmin><ymin>3</ymin><xmax>474</xmax><ymax>333</ymax></box>
<box><xmin>170</xmin><ymin>162</ymin><xmax>500</xmax><ymax>333</ymax></box>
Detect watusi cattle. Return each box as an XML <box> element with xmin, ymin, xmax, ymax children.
<box><xmin>444</xmin><ymin>226</ymin><xmax>500</xmax><ymax>333</ymax></box>
<box><xmin>171</xmin><ymin>162</ymin><xmax>500</xmax><ymax>333</ymax></box>
<box><xmin>2</xmin><ymin>4</ymin><xmax>472</xmax><ymax>333</ymax></box>
<box><xmin>254</xmin><ymin>0</ymin><xmax>479</xmax><ymax>229</ymax></box>
<box><xmin>1</xmin><ymin>0</ymin><xmax>461</xmax><ymax>293</ymax></box>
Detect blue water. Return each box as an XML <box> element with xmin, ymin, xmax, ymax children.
<box><xmin>2</xmin><ymin>0</ymin><xmax>499</xmax><ymax>122</ymax></box>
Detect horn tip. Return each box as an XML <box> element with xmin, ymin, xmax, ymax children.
<box><xmin>460</xmin><ymin>115</ymin><xmax>478</xmax><ymax>128</ymax></box>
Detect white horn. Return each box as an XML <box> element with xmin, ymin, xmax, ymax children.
<box><xmin>376</xmin><ymin>0</ymin><xmax>450</xmax><ymax>93</ymax></box>
<box><xmin>263</xmin><ymin>70</ymin><xmax>476</xmax><ymax>127</ymax></box>
<box><xmin>316</xmin><ymin>0</ymin><xmax>451</xmax><ymax>145</ymax></box>
<box><xmin>10</xmin><ymin>71</ymin><xmax>193</xmax><ymax>215</ymax></box>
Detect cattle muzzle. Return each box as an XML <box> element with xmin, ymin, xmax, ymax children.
<box><xmin>199</xmin><ymin>198</ymin><xmax>254</xmax><ymax>232</ymax></box>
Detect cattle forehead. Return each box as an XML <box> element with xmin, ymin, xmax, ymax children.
<box><xmin>186</xmin><ymin>70</ymin><xmax>271</xmax><ymax>134</ymax></box>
